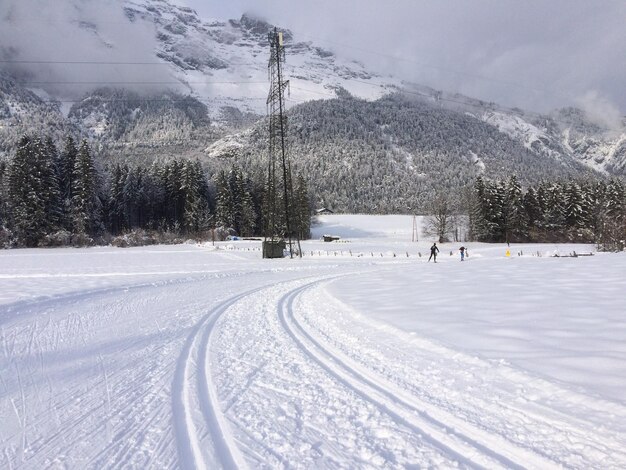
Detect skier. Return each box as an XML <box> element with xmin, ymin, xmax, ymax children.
<box><xmin>428</xmin><ymin>242</ymin><xmax>439</xmax><ymax>262</ymax></box>
<box><xmin>459</xmin><ymin>246</ymin><xmax>466</xmax><ymax>261</ymax></box>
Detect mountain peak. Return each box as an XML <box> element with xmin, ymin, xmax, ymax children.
<box><xmin>235</xmin><ymin>13</ymin><xmax>293</xmax><ymax>43</ymax></box>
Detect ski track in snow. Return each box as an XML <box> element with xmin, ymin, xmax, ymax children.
<box><xmin>172</xmin><ymin>287</ymin><xmax>263</xmax><ymax>470</ymax></box>
<box><xmin>1</xmin><ymin>241</ymin><xmax>626</xmax><ymax>469</ymax></box>
<box><xmin>211</xmin><ymin>274</ymin><xmax>626</xmax><ymax>469</ymax></box>
<box><xmin>287</xmin><ymin>280</ymin><xmax>626</xmax><ymax>469</ymax></box>
<box><xmin>278</xmin><ymin>281</ymin><xmax>531</xmax><ymax>469</ymax></box>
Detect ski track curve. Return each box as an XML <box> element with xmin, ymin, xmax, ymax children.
<box><xmin>172</xmin><ymin>275</ymin><xmax>334</xmax><ymax>470</ymax></box>
<box><xmin>5</xmin><ymin>254</ymin><xmax>624</xmax><ymax>468</ymax></box>
<box><xmin>282</xmin><ymin>279</ymin><xmax>626</xmax><ymax>469</ymax></box>
<box><xmin>172</xmin><ymin>288</ymin><xmax>265</xmax><ymax>470</ymax></box>
<box><xmin>277</xmin><ymin>280</ymin><xmax>545</xmax><ymax>470</ymax></box>
<box><xmin>0</xmin><ymin>259</ymin><xmax>347</xmax><ymax>469</ymax></box>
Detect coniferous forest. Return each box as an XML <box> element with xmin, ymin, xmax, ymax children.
<box><xmin>0</xmin><ymin>135</ymin><xmax>311</xmax><ymax>248</ymax></box>
<box><xmin>468</xmin><ymin>176</ymin><xmax>626</xmax><ymax>251</ymax></box>
<box><xmin>0</xmin><ymin>133</ymin><xmax>624</xmax><ymax>250</ymax></box>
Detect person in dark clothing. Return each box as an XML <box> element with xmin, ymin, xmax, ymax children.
<box><xmin>459</xmin><ymin>246</ymin><xmax>466</xmax><ymax>261</ymax></box>
<box><xmin>428</xmin><ymin>242</ymin><xmax>439</xmax><ymax>262</ymax></box>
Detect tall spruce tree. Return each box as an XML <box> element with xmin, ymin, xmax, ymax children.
<box><xmin>0</xmin><ymin>160</ymin><xmax>8</xmax><ymax>229</ymax></box>
<box><xmin>71</xmin><ymin>140</ymin><xmax>99</xmax><ymax>235</ymax></box>
<box><xmin>181</xmin><ymin>160</ymin><xmax>210</xmax><ymax>234</ymax></box>
<box><xmin>293</xmin><ymin>173</ymin><xmax>311</xmax><ymax>240</ymax></box>
<box><xmin>564</xmin><ymin>181</ymin><xmax>586</xmax><ymax>231</ymax></box>
<box><xmin>469</xmin><ymin>176</ymin><xmax>489</xmax><ymax>241</ymax></box>
<box><xmin>36</xmin><ymin>137</ymin><xmax>62</xmax><ymax>234</ymax></box>
<box><xmin>59</xmin><ymin>137</ymin><xmax>79</xmax><ymax>230</ymax></box>
<box><xmin>109</xmin><ymin>164</ymin><xmax>127</xmax><ymax>234</ymax></box>
<box><xmin>523</xmin><ymin>186</ymin><xmax>542</xmax><ymax>235</ymax></box>
<box><xmin>215</xmin><ymin>169</ymin><xmax>234</xmax><ymax>230</ymax></box>
<box><xmin>8</xmin><ymin>136</ymin><xmax>46</xmax><ymax>246</ymax></box>
<box><xmin>233</xmin><ymin>166</ymin><xmax>256</xmax><ymax>237</ymax></box>
<box><xmin>544</xmin><ymin>183</ymin><xmax>566</xmax><ymax>236</ymax></box>
<box><xmin>504</xmin><ymin>175</ymin><xmax>527</xmax><ymax>242</ymax></box>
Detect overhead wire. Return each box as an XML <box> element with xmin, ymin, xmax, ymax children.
<box><xmin>0</xmin><ymin>32</ymin><xmax>592</xmax><ymax>119</ymax></box>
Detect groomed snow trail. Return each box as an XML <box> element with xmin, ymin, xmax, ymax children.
<box><xmin>0</xmin><ymin>252</ymin><xmax>351</xmax><ymax>469</ymax></box>
<box><xmin>2</xmin><ymin>243</ymin><xmax>626</xmax><ymax>469</ymax></box>
<box><xmin>172</xmin><ymin>287</ymin><xmax>268</xmax><ymax>470</ymax></box>
<box><xmin>212</xmin><ymin>275</ymin><xmax>626</xmax><ymax>469</ymax></box>
<box><xmin>279</xmin><ymin>282</ymin><xmax>537</xmax><ymax>469</ymax></box>
<box><xmin>288</xmin><ymin>280</ymin><xmax>626</xmax><ymax>469</ymax></box>
<box><xmin>212</xmin><ymin>276</ymin><xmax>466</xmax><ymax>468</ymax></box>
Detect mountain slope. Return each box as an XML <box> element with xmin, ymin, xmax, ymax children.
<box><xmin>205</xmin><ymin>93</ymin><xmax>596</xmax><ymax>212</ymax></box>
<box><xmin>0</xmin><ymin>73</ymin><xmax>77</xmax><ymax>153</ymax></box>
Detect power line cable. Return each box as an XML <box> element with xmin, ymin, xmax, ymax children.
<box><xmin>20</xmin><ymin>80</ymin><xmax>268</xmax><ymax>85</ymax></box>
<box><xmin>0</xmin><ymin>59</ymin><xmax>260</xmax><ymax>66</ymax></box>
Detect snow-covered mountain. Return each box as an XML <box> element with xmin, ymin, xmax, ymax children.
<box><xmin>121</xmin><ymin>1</ymin><xmax>397</xmax><ymax>117</ymax></box>
<box><xmin>475</xmin><ymin>107</ymin><xmax>626</xmax><ymax>176</ymax></box>
<box><xmin>1</xmin><ymin>0</ymin><xmax>625</xmax><ymax>188</ymax></box>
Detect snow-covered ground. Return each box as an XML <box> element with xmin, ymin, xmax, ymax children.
<box><xmin>1</xmin><ymin>215</ymin><xmax>625</xmax><ymax>469</ymax></box>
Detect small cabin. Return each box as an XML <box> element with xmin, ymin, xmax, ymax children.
<box><xmin>315</xmin><ymin>207</ymin><xmax>334</xmax><ymax>215</ymax></box>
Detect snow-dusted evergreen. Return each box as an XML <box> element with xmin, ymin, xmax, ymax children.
<box><xmin>469</xmin><ymin>176</ymin><xmax>625</xmax><ymax>249</ymax></box>
<box><xmin>0</xmin><ymin>135</ymin><xmax>311</xmax><ymax>247</ymax></box>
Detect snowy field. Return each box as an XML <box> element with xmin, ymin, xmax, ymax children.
<box><xmin>1</xmin><ymin>214</ymin><xmax>625</xmax><ymax>469</ymax></box>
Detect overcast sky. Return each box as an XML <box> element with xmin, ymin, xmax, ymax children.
<box><xmin>1</xmin><ymin>0</ymin><xmax>624</xmax><ymax>121</ymax></box>
<box><xmin>179</xmin><ymin>0</ymin><xmax>626</xmax><ymax>120</ymax></box>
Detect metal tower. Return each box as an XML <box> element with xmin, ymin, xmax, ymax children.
<box><xmin>263</xmin><ymin>27</ymin><xmax>300</xmax><ymax>258</ymax></box>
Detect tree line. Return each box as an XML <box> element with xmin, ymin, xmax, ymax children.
<box><xmin>468</xmin><ymin>175</ymin><xmax>625</xmax><ymax>250</ymax></box>
<box><xmin>0</xmin><ymin>135</ymin><xmax>312</xmax><ymax>248</ymax></box>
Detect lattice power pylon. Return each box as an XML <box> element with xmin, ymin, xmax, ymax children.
<box><xmin>263</xmin><ymin>27</ymin><xmax>301</xmax><ymax>258</ymax></box>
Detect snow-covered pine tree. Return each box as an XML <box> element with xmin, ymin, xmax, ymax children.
<box><xmin>233</xmin><ymin>166</ymin><xmax>256</xmax><ymax>237</ymax></box>
<box><xmin>8</xmin><ymin>136</ymin><xmax>46</xmax><ymax>246</ymax></box>
<box><xmin>44</xmin><ymin>136</ymin><xmax>63</xmax><ymax>230</ymax></box>
<box><xmin>504</xmin><ymin>175</ymin><xmax>527</xmax><ymax>242</ymax></box>
<box><xmin>59</xmin><ymin>137</ymin><xmax>78</xmax><ymax>231</ymax></box>
<box><xmin>543</xmin><ymin>182</ymin><xmax>566</xmax><ymax>238</ymax></box>
<box><xmin>563</xmin><ymin>180</ymin><xmax>586</xmax><ymax>231</ymax></box>
<box><xmin>122</xmin><ymin>166</ymin><xmax>142</xmax><ymax>229</ymax></box>
<box><xmin>71</xmin><ymin>139</ymin><xmax>99</xmax><ymax>236</ymax></box>
<box><xmin>37</xmin><ymin>137</ymin><xmax>62</xmax><ymax>234</ymax></box>
<box><xmin>523</xmin><ymin>186</ymin><xmax>542</xmax><ymax>237</ymax></box>
<box><xmin>293</xmin><ymin>173</ymin><xmax>311</xmax><ymax>240</ymax></box>
<box><xmin>605</xmin><ymin>179</ymin><xmax>625</xmax><ymax>220</ymax></box>
<box><xmin>142</xmin><ymin>163</ymin><xmax>166</xmax><ymax>230</ymax></box>
<box><xmin>597</xmin><ymin>179</ymin><xmax>626</xmax><ymax>251</ymax></box>
<box><xmin>215</xmin><ymin>169</ymin><xmax>234</xmax><ymax>231</ymax></box>
<box><xmin>181</xmin><ymin>160</ymin><xmax>210</xmax><ymax>234</ymax></box>
<box><xmin>109</xmin><ymin>164</ymin><xmax>128</xmax><ymax>233</ymax></box>
<box><xmin>484</xmin><ymin>180</ymin><xmax>506</xmax><ymax>242</ymax></box>
<box><xmin>164</xmin><ymin>160</ymin><xmax>185</xmax><ymax>230</ymax></box>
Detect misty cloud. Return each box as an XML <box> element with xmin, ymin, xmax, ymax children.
<box><xmin>577</xmin><ymin>90</ymin><xmax>624</xmax><ymax>131</ymax></box>
<box><xmin>181</xmin><ymin>0</ymin><xmax>626</xmax><ymax>115</ymax></box>
<box><xmin>2</xmin><ymin>0</ymin><xmax>624</xmax><ymax>118</ymax></box>
<box><xmin>0</xmin><ymin>0</ymin><xmax>174</xmax><ymax>99</ymax></box>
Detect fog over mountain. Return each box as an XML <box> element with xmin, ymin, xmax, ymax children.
<box><xmin>179</xmin><ymin>0</ymin><xmax>626</xmax><ymax>120</ymax></box>
<box><xmin>2</xmin><ymin>0</ymin><xmax>625</xmax><ymax>120</ymax></box>
<box><xmin>0</xmin><ymin>0</ymin><xmax>175</xmax><ymax>100</ymax></box>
